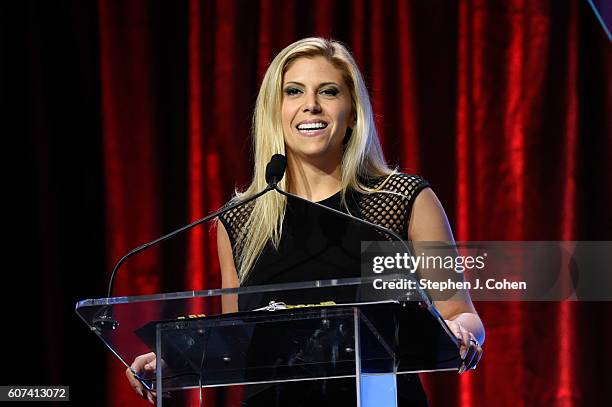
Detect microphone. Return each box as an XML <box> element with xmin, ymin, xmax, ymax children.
<box><xmin>266</xmin><ymin>154</ymin><xmax>287</xmax><ymax>186</ymax></box>
<box><xmin>107</xmin><ymin>154</ymin><xmax>286</xmax><ymax>297</ymax></box>
<box><xmin>92</xmin><ymin>155</ymin><xmax>286</xmax><ymax>331</ymax></box>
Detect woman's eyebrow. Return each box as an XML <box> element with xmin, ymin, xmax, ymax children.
<box><xmin>284</xmin><ymin>81</ymin><xmax>341</xmax><ymax>87</ymax></box>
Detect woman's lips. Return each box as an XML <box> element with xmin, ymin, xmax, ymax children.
<box><xmin>296</xmin><ymin>120</ymin><xmax>329</xmax><ymax>137</ymax></box>
<box><xmin>296</xmin><ymin>127</ymin><xmax>327</xmax><ymax>137</ymax></box>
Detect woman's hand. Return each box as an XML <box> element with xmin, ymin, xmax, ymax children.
<box><xmin>445</xmin><ymin>319</ymin><xmax>483</xmax><ymax>373</ymax></box>
<box><xmin>126</xmin><ymin>352</ymin><xmax>157</xmax><ymax>404</ymax></box>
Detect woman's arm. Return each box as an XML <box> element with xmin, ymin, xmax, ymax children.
<box><xmin>217</xmin><ymin>221</ymin><xmax>240</xmax><ymax>313</ymax></box>
<box><xmin>408</xmin><ymin>187</ymin><xmax>484</xmax><ymax>371</ymax></box>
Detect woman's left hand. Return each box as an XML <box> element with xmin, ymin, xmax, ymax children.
<box><xmin>445</xmin><ymin>319</ymin><xmax>483</xmax><ymax>373</ymax></box>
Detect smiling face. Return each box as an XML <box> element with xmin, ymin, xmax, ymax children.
<box><xmin>281</xmin><ymin>56</ymin><xmax>354</xmax><ymax>165</ymax></box>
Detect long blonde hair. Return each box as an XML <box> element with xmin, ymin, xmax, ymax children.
<box><xmin>234</xmin><ymin>37</ymin><xmax>394</xmax><ymax>282</ymax></box>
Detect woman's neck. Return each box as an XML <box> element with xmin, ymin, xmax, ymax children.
<box><xmin>286</xmin><ymin>155</ymin><xmax>342</xmax><ymax>202</ymax></box>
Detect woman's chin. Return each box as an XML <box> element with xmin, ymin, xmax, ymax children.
<box><xmin>287</xmin><ymin>146</ymin><xmax>343</xmax><ymax>162</ymax></box>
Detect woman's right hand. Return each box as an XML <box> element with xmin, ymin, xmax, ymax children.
<box><xmin>126</xmin><ymin>352</ymin><xmax>157</xmax><ymax>404</ymax></box>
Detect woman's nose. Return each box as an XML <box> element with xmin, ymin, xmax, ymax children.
<box><xmin>303</xmin><ymin>92</ymin><xmax>321</xmax><ymax>113</ymax></box>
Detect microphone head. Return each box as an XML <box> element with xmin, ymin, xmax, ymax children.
<box><xmin>265</xmin><ymin>154</ymin><xmax>287</xmax><ymax>186</ymax></box>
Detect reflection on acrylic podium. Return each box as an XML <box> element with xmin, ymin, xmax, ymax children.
<box><xmin>76</xmin><ymin>276</ymin><xmax>461</xmax><ymax>406</ymax></box>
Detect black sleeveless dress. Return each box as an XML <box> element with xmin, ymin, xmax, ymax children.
<box><xmin>219</xmin><ymin>174</ymin><xmax>430</xmax><ymax>407</ymax></box>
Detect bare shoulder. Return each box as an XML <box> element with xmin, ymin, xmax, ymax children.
<box><xmin>408</xmin><ymin>187</ymin><xmax>455</xmax><ymax>242</ymax></box>
<box><xmin>217</xmin><ymin>221</ymin><xmax>240</xmax><ymax>289</ymax></box>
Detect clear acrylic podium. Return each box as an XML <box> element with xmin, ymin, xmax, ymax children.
<box><xmin>76</xmin><ymin>275</ymin><xmax>461</xmax><ymax>406</ymax></box>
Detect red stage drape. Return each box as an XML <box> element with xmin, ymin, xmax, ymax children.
<box><xmin>96</xmin><ymin>0</ymin><xmax>611</xmax><ymax>406</ymax></box>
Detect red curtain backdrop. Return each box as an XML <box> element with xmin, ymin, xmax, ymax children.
<box><xmin>93</xmin><ymin>0</ymin><xmax>611</xmax><ymax>406</ymax></box>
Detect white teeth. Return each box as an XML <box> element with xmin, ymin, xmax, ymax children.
<box><xmin>297</xmin><ymin>122</ymin><xmax>327</xmax><ymax>130</ymax></box>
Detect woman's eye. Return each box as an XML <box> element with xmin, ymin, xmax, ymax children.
<box><xmin>284</xmin><ymin>88</ymin><xmax>301</xmax><ymax>96</ymax></box>
<box><xmin>321</xmin><ymin>88</ymin><xmax>339</xmax><ymax>96</ymax></box>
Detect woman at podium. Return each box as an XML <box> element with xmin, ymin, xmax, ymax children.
<box><xmin>128</xmin><ymin>37</ymin><xmax>484</xmax><ymax>406</ymax></box>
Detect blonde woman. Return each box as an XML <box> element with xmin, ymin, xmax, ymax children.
<box><xmin>128</xmin><ymin>37</ymin><xmax>484</xmax><ymax>406</ymax></box>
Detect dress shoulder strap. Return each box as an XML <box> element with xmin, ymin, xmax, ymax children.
<box><xmin>358</xmin><ymin>173</ymin><xmax>430</xmax><ymax>239</ymax></box>
<box><xmin>218</xmin><ymin>199</ymin><xmax>255</xmax><ymax>262</ymax></box>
